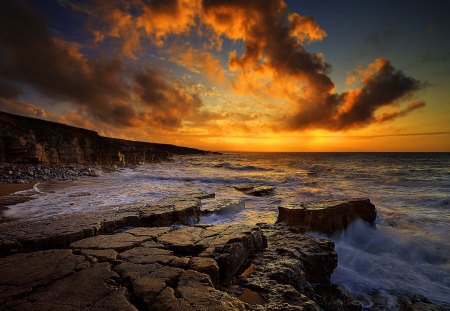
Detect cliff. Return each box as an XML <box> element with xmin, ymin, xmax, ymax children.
<box><xmin>0</xmin><ymin>111</ymin><xmax>207</xmax><ymax>164</ymax></box>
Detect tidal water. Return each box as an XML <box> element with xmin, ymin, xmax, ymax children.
<box><xmin>4</xmin><ymin>152</ymin><xmax>450</xmax><ymax>309</ymax></box>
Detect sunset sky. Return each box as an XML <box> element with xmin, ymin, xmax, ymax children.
<box><xmin>1</xmin><ymin>0</ymin><xmax>449</xmax><ymax>151</ymax></box>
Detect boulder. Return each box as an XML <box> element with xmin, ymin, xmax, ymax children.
<box><xmin>233</xmin><ymin>184</ymin><xmax>275</xmax><ymax>197</ymax></box>
<box><xmin>277</xmin><ymin>198</ymin><xmax>376</xmax><ymax>234</ymax></box>
<box><xmin>237</xmin><ymin>224</ymin><xmax>362</xmax><ymax>311</ymax></box>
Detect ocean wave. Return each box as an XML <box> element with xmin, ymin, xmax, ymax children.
<box><xmin>329</xmin><ymin>220</ymin><xmax>450</xmax><ymax>308</ymax></box>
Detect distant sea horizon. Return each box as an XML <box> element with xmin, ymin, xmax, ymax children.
<box><xmin>4</xmin><ymin>152</ymin><xmax>450</xmax><ymax>309</ymax></box>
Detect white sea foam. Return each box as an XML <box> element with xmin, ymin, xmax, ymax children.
<box><xmin>2</xmin><ymin>152</ymin><xmax>450</xmax><ymax>308</ymax></box>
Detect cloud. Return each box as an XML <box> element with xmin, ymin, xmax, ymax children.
<box><xmin>0</xmin><ymin>80</ymin><xmax>22</xmax><ymax>99</ymax></box>
<box><xmin>133</xmin><ymin>68</ymin><xmax>202</xmax><ymax>129</ymax></box>
<box><xmin>376</xmin><ymin>101</ymin><xmax>426</xmax><ymax>123</ymax></box>
<box><xmin>288</xmin><ymin>13</ymin><xmax>327</xmax><ymax>44</ymax></box>
<box><xmin>1</xmin><ymin>0</ymin><xmax>426</xmax><ymax>139</ymax></box>
<box><xmin>0</xmin><ymin>98</ymin><xmax>48</xmax><ymax>118</ymax></box>
<box><xmin>0</xmin><ymin>0</ymin><xmax>205</xmax><ymax>132</ymax></box>
<box><xmin>286</xmin><ymin>59</ymin><xmax>424</xmax><ymax>130</ymax></box>
<box><xmin>169</xmin><ymin>47</ymin><xmax>225</xmax><ymax>82</ymax></box>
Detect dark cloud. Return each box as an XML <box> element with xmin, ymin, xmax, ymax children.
<box><xmin>336</xmin><ymin>60</ymin><xmax>422</xmax><ymax>128</ymax></box>
<box><xmin>377</xmin><ymin>101</ymin><xmax>426</xmax><ymax>123</ymax></box>
<box><xmin>0</xmin><ymin>0</ymin><xmax>425</xmax><ymax>136</ymax></box>
<box><xmin>134</xmin><ymin>69</ymin><xmax>202</xmax><ymax>128</ymax></box>
<box><xmin>0</xmin><ymin>80</ymin><xmax>22</xmax><ymax>99</ymax></box>
<box><xmin>0</xmin><ymin>0</ymin><xmax>203</xmax><ymax>131</ymax></box>
<box><xmin>286</xmin><ymin>59</ymin><xmax>424</xmax><ymax>130</ymax></box>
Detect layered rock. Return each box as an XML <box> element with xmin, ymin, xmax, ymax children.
<box><xmin>277</xmin><ymin>198</ymin><xmax>376</xmax><ymax>234</ymax></box>
<box><xmin>235</xmin><ymin>224</ymin><xmax>361</xmax><ymax>310</ymax></box>
<box><xmin>0</xmin><ymin>224</ymin><xmax>357</xmax><ymax>311</ymax></box>
<box><xmin>0</xmin><ymin>111</ymin><xmax>206</xmax><ymax>165</ymax></box>
<box><xmin>0</xmin><ymin>197</ymin><xmax>201</xmax><ymax>255</ymax></box>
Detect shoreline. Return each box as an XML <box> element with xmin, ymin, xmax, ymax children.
<box><xmin>0</xmin><ymin>183</ymin><xmax>35</xmax><ymax>222</ymax></box>
<box><xmin>0</xmin><ymin>163</ymin><xmax>123</xmax><ymax>222</ymax></box>
<box><xmin>0</xmin><ymin>156</ymin><xmax>449</xmax><ymax>310</ymax></box>
<box><xmin>0</xmin><ymin>162</ymin><xmax>121</xmax><ymax>184</ymax></box>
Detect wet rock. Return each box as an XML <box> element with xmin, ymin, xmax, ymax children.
<box><xmin>118</xmin><ymin>246</ymin><xmax>177</xmax><ymax>265</ymax></box>
<box><xmin>175</xmin><ymin>269</ymin><xmax>245</xmax><ymax>310</ymax></box>
<box><xmin>115</xmin><ymin>262</ymin><xmax>245</xmax><ymax>311</ymax></box>
<box><xmin>0</xmin><ymin>249</ymin><xmax>89</xmax><ymax>306</ymax></box>
<box><xmin>236</xmin><ymin>224</ymin><xmax>361</xmax><ymax>311</ymax></box>
<box><xmin>70</xmin><ymin>232</ymin><xmax>151</xmax><ymax>252</ymax></box>
<box><xmin>11</xmin><ymin>263</ymin><xmax>137</xmax><ymax>311</ymax></box>
<box><xmin>188</xmin><ymin>256</ymin><xmax>220</xmax><ymax>287</ymax></box>
<box><xmin>157</xmin><ymin>224</ymin><xmax>266</xmax><ymax>285</ymax></box>
<box><xmin>124</xmin><ymin>226</ymin><xmax>171</xmax><ymax>238</ymax></box>
<box><xmin>277</xmin><ymin>198</ymin><xmax>376</xmax><ymax>234</ymax></box>
<box><xmin>0</xmin><ymin>223</ymin><xmax>367</xmax><ymax>311</ymax></box>
<box><xmin>233</xmin><ymin>183</ymin><xmax>264</xmax><ymax>191</ymax></box>
<box><xmin>201</xmin><ymin>198</ymin><xmax>245</xmax><ymax>214</ymax></box>
<box><xmin>313</xmin><ymin>284</ymin><xmax>362</xmax><ymax>311</ymax></box>
<box><xmin>233</xmin><ymin>184</ymin><xmax>275</xmax><ymax>196</ymax></box>
<box><xmin>244</xmin><ymin>186</ymin><xmax>275</xmax><ymax>197</ymax></box>
<box><xmin>0</xmin><ymin>197</ymin><xmax>200</xmax><ymax>255</ymax></box>
<box><xmin>186</xmin><ymin>191</ymin><xmax>216</xmax><ymax>199</ymax></box>
<box><xmin>79</xmin><ymin>248</ymin><xmax>118</xmax><ymax>262</ymax></box>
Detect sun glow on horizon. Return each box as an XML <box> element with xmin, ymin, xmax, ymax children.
<box><xmin>0</xmin><ymin>0</ymin><xmax>449</xmax><ymax>151</ymax></box>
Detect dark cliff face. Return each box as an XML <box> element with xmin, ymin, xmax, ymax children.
<box><xmin>0</xmin><ymin>111</ymin><xmax>207</xmax><ymax>164</ymax></box>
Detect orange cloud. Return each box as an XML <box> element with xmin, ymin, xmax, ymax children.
<box><xmin>288</xmin><ymin>13</ymin><xmax>327</xmax><ymax>43</ymax></box>
<box><xmin>0</xmin><ymin>0</ymin><xmax>428</xmax><ymax>150</ymax></box>
<box><xmin>169</xmin><ymin>47</ymin><xmax>225</xmax><ymax>83</ymax></box>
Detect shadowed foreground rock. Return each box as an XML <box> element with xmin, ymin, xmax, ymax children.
<box><xmin>0</xmin><ymin>222</ymin><xmax>366</xmax><ymax>311</ymax></box>
<box><xmin>277</xmin><ymin>198</ymin><xmax>376</xmax><ymax>234</ymax></box>
<box><xmin>235</xmin><ymin>224</ymin><xmax>361</xmax><ymax>311</ymax></box>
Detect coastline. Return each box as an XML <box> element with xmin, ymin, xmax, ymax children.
<box><xmin>0</xmin><ymin>163</ymin><xmax>121</xmax><ymax>222</ymax></box>
<box><xmin>0</xmin><ymin>153</ymin><xmax>449</xmax><ymax>310</ymax></box>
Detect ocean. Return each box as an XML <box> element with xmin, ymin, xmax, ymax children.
<box><xmin>4</xmin><ymin>152</ymin><xmax>450</xmax><ymax>309</ymax></box>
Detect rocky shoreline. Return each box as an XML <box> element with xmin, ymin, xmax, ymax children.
<box><xmin>0</xmin><ymin>162</ymin><xmax>121</xmax><ymax>184</ymax></box>
<box><xmin>1</xmin><ymin>191</ymin><xmax>446</xmax><ymax>311</ymax></box>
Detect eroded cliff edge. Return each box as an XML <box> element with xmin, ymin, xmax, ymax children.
<box><xmin>0</xmin><ymin>111</ymin><xmax>207</xmax><ymax>164</ymax></box>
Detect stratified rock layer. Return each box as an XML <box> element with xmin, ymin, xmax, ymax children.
<box><xmin>235</xmin><ymin>224</ymin><xmax>361</xmax><ymax>311</ymax></box>
<box><xmin>277</xmin><ymin>198</ymin><xmax>376</xmax><ymax>234</ymax></box>
<box><xmin>0</xmin><ymin>222</ymin><xmax>367</xmax><ymax>311</ymax></box>
<box><xmin>0</xmin><ymin>111</ymin><xmax>206</xmax><ymax>164</ymax></box>
<box><xmin>0</xmin><ymin>197</ymin><xmax>200</xmax><ymax>255</ymax></box>
<box><xmin>1</xmin><ymin>224</ymin><xmax>268</xmax><ymax>310</ymax></box>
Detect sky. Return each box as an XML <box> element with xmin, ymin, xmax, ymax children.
<box><xmin>0</xmin><ymin>0</ymin><xmax>449</xmax><ymax>151</ymax></box>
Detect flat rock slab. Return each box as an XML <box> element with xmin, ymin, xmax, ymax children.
<box><xmin>0</xmin><ymin>249</ymin><xmax>136</xmax><ymax>310</ymax></box>
<box><xmin>277</xmin><ymin>198</ymin><xmax>376</xmax><ymax>234</ymax></box>
<box><xmin>0</xmin><ymin>197</ymin><xmax>200</xmax><ymax>255</ymax></box>
<box><xmin>0</xmin><ymin>223</ymin><xmax>370</xmax><ymax>311</ymax></box>
<box><xmin>70</xmin><ymin>232</ymin><xmax>152</xmax><ymax>252</ymax></box>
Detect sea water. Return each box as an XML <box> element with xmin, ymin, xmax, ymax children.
<box><xmin>3</xmin><ymin>152</ymin><xmax>450</xmax><ymax>309</ymax></box>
